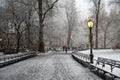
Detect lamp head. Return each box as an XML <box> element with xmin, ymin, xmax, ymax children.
<box><xmin>88</xmin><ymin>19</ymin><xmax>94</xmax><ymax>28</ymax></box>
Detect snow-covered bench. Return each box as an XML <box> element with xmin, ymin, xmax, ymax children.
<box><xmin>0</xmin><ymin>51</ymin><xmax>37</xmax><ymax>67</ymax></box>
<box><xmin>72</xmin><ymin>53</ymin><xmax>90</xmax><ymax>67</ymax></box>
<box><xmin>72</xmin><ymin>52</ymin><xmax>120</xmax><ymax>80</ymax></box>
<box><xmin>90</xmin><ymin>57</ymin><xmax>120</xmax><ymax>80</ymax></box>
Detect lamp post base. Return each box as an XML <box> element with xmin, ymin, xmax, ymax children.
<box><xmin>90</xmin><ymin>54</ymin><xmax>94</xmax><ymax>64</ymax></box>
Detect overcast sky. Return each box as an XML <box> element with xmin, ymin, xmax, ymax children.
<box><xmin>75</xmin><ymin>0</ymin><xmax>110</xmax><ymax>20</ymax></box>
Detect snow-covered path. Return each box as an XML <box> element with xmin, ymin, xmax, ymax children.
<box><xmin>0</xmin><ymin>53</ymin><xmax>102</xmax><ymax>80</ymax></box>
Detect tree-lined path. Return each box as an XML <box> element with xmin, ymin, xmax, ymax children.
<box><xmin>0</xmin><ymin>53</ymin><xmax>101</xmax><ymax>80</ymax></box>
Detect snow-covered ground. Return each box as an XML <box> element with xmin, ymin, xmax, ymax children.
<box><xmin>0</xmin><ymin>53</ymin><xmax>102</xmax><ymax>80</ymax></box>
<box><xmin>78</xmin><ymin>49</ymin><xmax>120</xmax><ymax>78</ymax></box>
<box><xmin>0</xmin><ymin>52</ymin><xmax>3</xmax><ymax>56</ymax></box>
<box><xmin>79</xmin><ymin>49</ymin><xmax>120</xmax><ymax>60</ymax></box>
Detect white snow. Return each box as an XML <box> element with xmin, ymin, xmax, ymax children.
<box><xmin>0</xmin><ymin>52</ymin><xmax>3</xmax><ymax>56</ymax></box>
<box><xmin>78</xmin><ymin>49</ymin><xmax>120</xmax><ymax>77</ymax></box>
<box><xmin>0</xmin><ymin>53</ymin><xmax>102</xmax><ymax>80</ymax></box>
<box><xmin>79</xmin><ymin>49</ymin><xmax>120</xmax><ymax>60</ymax></box>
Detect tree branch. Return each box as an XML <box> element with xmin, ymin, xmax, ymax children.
<box><xmin>42</xmin><ymin>0</ymin><xmax>59</xmax><ymax>23</ymax></box>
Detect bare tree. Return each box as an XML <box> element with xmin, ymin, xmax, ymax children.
<box><xmin>24</xmin><ymin>0</ymin><xmax>33</xmax><ymax>49</ymax></box>
<box><xmin>7</xmin><ymin>0</ymin><xmax>27</xmax><ymax>53</ymax></box>
<box><xmin>65</xmin><ymin>0</ymin><xmax>78</xmax><ymax>48</ymax></box>
<box><xmin>0</xmin><ymin>6</ymin><xmax>10</xmax><ymax>49</ymax></box>
<box><xmin>98</xmin><ymin>8</ymin><xmax>120</xmax><ymax>48</ymax></box>
<box><xmin>37</xmin><ymin>0</ymin><xmax>59</xmax><ymax>52</ymax></box>
<box><xmin>91</xmin><ymin>0</ymin><xmax>102</xmax><ymax>49</ymax></box>
<box><xmin>99</xmin><ymin>16</ymin><xmax>111</xmax><ymax>48</ymax></box>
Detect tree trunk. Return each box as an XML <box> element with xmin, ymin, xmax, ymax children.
<box><xmin>95</xmin><ymin>0</ymin><xmax>101</xmax><ymax>49</ymax></box>
<box><xmin>16</xmin><ymin>33</ymin><xmax>21</xmax><ymax>53</ymax></box>
<box><xmin>104</xmin><ymin>32</ymin><xmax>106</xmax><ymax>48</ymax></box>
<box><xmin>67</xmin><ymin>30</ymin><xmax>72</xmax><ymax>49</ymax></box>
<box><xmin>38</xmin><ymin>25</ymin><xmax>45</xmax><ymax>52</ymax></box>
<box><xmin>67</xmin><ymin>36</ymin><xmax>70</xmax><ymax>48</ymax></box>
<box><xmin>7</xmin><ymin>33</ymin><xmax>10</xmax><ymax>49</ymax></box>
<box><xmin>95</xmin><ymin>12</ymin><xmax>99</xmax><ymax>49</ymax></box>
<box><xmin>26</xmin><ymin>18</ymin><xmax>31</xmax><ymax>49</ymax></box>
<box><xmin>38</xmin><ymin>0</ymin><xmax>45</xmax><ymax>53</ymax></box>
<box><xmin>27</xmin><ymin>25</ymin><xmax>31</xmax><ymax>49</ymax></box>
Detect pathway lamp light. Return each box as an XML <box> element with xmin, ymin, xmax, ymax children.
<box><xmin>88</xmin><ymin>19</ymin><xmax>94</xmax><ymax>64</ymax></box>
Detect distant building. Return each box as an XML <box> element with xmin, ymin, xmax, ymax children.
<box><xmin>8</xmin><ymin>21</ymin><xmax>15</xmax><ymax>34</ymax></box>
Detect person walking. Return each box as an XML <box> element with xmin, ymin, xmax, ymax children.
<box><xmin>63</xmin><ymin>45</ymin><xmax>67</xmax><ymax>53</ymax></box>
<box><xmin>63</xmin><ymin>45</ymin><xmax>65</xmax><ymax>51</ymax></box>
<box><xmin>65</xmin><ymin>45</ymin><xmax>67</xmax><ymax>54</ymax></box>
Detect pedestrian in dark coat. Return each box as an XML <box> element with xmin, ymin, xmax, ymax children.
<box><xmin>63</xmin><ymin>46</ymin><xmax>64</xmax><ymax>51</ymax></box>
<box><xmin>63</xmin><ymin>45</ymin><xmax>67</xmax><ymax>53</ymax></box>
<box><xmin>65</xmin><ymin>46</ymin><xmax>67</xmax><ymax>54</ymax></box>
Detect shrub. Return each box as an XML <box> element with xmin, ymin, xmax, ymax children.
<box><xmin>4</xmin><ymin>48</ymin><xmax>16</xmax><ymax>54</ymax></box>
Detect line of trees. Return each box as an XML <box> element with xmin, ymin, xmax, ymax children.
<box><xmin>88</xmin><ymin>0</ymin><xmax>120</xmax><ymax>49</ymax></box>
<box><xmin>65</xmin><ymin>0</ymin><xmax>78</xmax><ymax>48</ymax></box>
<box><xmin>0</xmin><ymin>0</ymin><xmax>59</xmax><ymax>53</ymax></box>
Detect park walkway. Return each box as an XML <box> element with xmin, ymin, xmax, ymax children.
<box><xmin>0</xmin><ymin>52</ymin><xmax>102</xmax><ymax>80</ymax></box>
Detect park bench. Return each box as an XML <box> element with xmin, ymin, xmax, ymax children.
<box><xmin>90</xmin><ymin>57</ymin><xmax>120</xmax><ymax>80</ymax></box>
<box><xmin>72</xmin><ymin>52</ymin><xmax>120</xmax><ymax>80</ymax></box>
<box><xmin>72</xmin><ymin>52</ymin><xmax>90</xmax><ymax>67</ymax></box>
<box><xmin>0</xmin><ymin>51</ymin><xmax>37</xmax><ymax>67</ymax></box>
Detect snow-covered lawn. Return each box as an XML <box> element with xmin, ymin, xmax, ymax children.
<box><xmin>78</xmin><ymin>49</ymin><xmax>120</xmax><ymax>78</ymax></box>
<box><xmin>79</xmin><ymin>49</ymin><xmax>120</xmax><ymax>60</ymax></box>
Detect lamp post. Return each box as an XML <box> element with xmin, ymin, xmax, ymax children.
<box><xmin>0</xmin><ymin>38</ymin><xmax>2</xmax><ymax>51</ymax></box>
<box><xmin>88</xmin><ymin>19</ymin><xmax>94</xmax><ymax>64</ymax></box>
